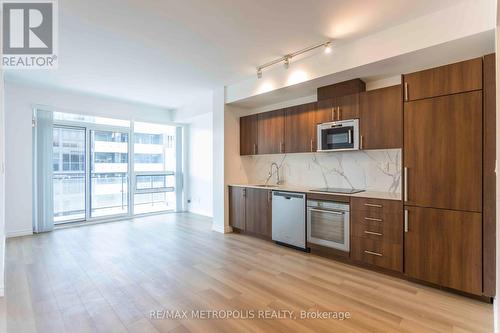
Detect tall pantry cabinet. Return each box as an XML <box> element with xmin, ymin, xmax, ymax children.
<box><xmin>402</xmin><ymin>57</ymin><xmax>489</xmax><ymax>296</ymax></box>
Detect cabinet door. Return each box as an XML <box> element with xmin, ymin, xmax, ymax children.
<box><xmin>404</xmin><ymin>91</ymin><xmax>482</xmax><ymax>212</ymax></box>
<box><xmin>245</xmin><ymin>188</ymin><xmax>272</xmax><ymax>238</ymax></box>
<box><xmin>285</xmin><ymin>103</ymin><xmax>317</xmax><ymax>153</ymax></box>
<box><xmin>360</xmin><ymin>85</ymin><xmax>402</xmax><ymax>149</ymax></box>
<box><xmin>403</xmin><ymin>57</ymin><xmax>482</xmax><ymax>101</ymax></box>
<box><xmin>258</xmin><ymin>110</ymin><xmax>285</xmax><ymax>154</ymax></box>
<box><xmin>316</xmin><ymin>99</ymin><xmax>334</xmax><ymax>124</ymax></box>
<box><xmin>229</xmin><ymin>187</ymin><xmax>246</xmax><ymax>230</ymax></box>
<box><xmin>240</xmin><ymin>114</ymin><xmax>258</xmax><ymax>155</ymax></box>
<box><xmin>337</xmin><ymin>93</ymin><xmax>360</xmax><ymax>120</ymax></box>
<box><xmin>404</xmin><ymin>206</ymin><xmax>482</xmax><ymax>295</ymax></box>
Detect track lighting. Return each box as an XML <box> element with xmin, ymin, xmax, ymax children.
<box><xmin>256</xmin><ymin>40</ymin><xmax>332</xmax><ymax>79</ymax></box>
<box><xmin>257</xmin><ymin>68</ymin><xmax>262</xmax><ymax>79</ymax></box>
<box><xmin>324</xmin><ymin>42</ymin><xmax>332</xmax><ymax>54</ymax></box>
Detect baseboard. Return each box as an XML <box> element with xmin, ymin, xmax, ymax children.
<box><xmin>6</xmin><ymin>228</ymin><xmax>33</xmax><ymax>238</ymax></box>
<box><xmin>212</xmin><ymin>224</ymin><xmax>233</xmax><ymax>234</ymax></box>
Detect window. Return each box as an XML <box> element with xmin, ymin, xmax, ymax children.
<box><xmin>133</xmin><ymin>122</ymin><xmax>177</xmax><ymax>214</ymax></box>
<box><xmin>51</xmin><ymin>111</ymin><xmax>181</xmax><ymax>223</ymax></box>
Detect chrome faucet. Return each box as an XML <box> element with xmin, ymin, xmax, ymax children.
<box><xmin>267</xmin><ymin>162</ymin><xmax>283</xmax><ymax>185</ymax></box>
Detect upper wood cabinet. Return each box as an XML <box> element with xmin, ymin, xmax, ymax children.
<box><xmin>257</xmin><ymin>109</ymin><xmax>285</xmax><ymax>154</ymax></box>
<box><xmin>316</xmin><ymin>93</ymin><xmax>360</xmax><ymax>124</ymax></box>
<box><xmin>360</xmin><ymin>85</ymin><xmax>402</xmax><ymax>150</ymax></box>
<box><xmin>404</xmin><ymin>206</ymin><xmax>482</xmax><ymax>296</ymax></box>
<box><xmin>404</xmin><ymin>91</ymin><xmax>482</xmax><ymax>212</ymax></box>
<box><xmin>403</xmin><ymin>57</ymin><xmax>483</xmax><ymax>101</ymax></box>
<box><xmin>285</xmin><ymin>102</ymin><xmax>317</xmax><ymax>153</ymax></box>
<box><xmin>240</xmin><ymin>114</ymin><xmax>258</xmax><ymax>155</ymax></box>
<box><xmin>317</xmin><ymin>78</ymin><xmax>365</xmax><ymax>101</ymax></box>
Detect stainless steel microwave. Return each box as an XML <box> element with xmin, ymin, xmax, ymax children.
<box><xmin>317</xmin><ymin>119</ymin><xmax>359</xmax><ymax>152</ymax></box>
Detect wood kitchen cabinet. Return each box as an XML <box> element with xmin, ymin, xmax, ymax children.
<box><xmin>240</xmin><ymin>114</ymin><xmax>258</xmax><ymax>155</ymax></box>
<box><xmin>257</xmin><ymin>109</ymin><xmax>285</xmax><ymax>154</ymax></box>
<box><xmin>229</xmin><ymin>186</ymin><xmax>246</xmax><ymax>230</ymax></box>
<box><xmin>316</xmin><ymin>93</ymin><xmax>360</xmax><ymax>124</ymax></box>
<box><xmin>228</xmin><ymin>186</ymin><xmax>272</xmax><ymax>239</ymax></box>
<box><xmin>360</xmin><ymin>85</ymin><xmax>402</xmax><ymax>149</ymax></box>
<box><xmin>404</xmin><ymin>206</ymin><xmax>482</xmax><ymax>296</ymax></box>
<box><xmin>350</xmin><ymin>197</ymin><xmax>403</xmax><ymax>272</ymax></box>
<box><xmin>403</xmin><ymin>57</ymin><xmax>482</xmax><ymax>101</ymax></box>
<box><xmin>285</xmin><ymin>102</ymin><xmax>317</xmax><ymax>153</ymax></box>
<box><xmin>245</xmin><ymin>187</ymin><xmax>272</xmax><ymax>238</ymax></box>
<box><xmin>404</xmin><ymin>91</ymin><xmax>482</xmax><ymax>212</ymax></box>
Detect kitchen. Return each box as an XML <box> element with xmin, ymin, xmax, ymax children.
<box><xmin>228</xmin><ymin>55</ymin><xmax>495</xmax><ymax>301</ymax></box>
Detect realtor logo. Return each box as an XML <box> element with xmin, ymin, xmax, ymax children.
<box><xmin>2</xmin><ymin>0</ymin><xmax>58</xmax><ymax>68</ymax></box>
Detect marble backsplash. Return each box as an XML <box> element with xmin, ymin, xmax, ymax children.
<box><xmin>240</xmin><ymin>149</ymin><xmax>402</xmax><ymax>194</ymax></box>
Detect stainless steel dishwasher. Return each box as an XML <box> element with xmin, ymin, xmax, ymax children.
<box><xmin>272</xmin><ymin>191</ymin><xmax>307</xmax><ymax>251</ymax></box>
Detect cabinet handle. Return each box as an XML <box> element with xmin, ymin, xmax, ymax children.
<box><xmin>364</xmin><ymin>217</ymin><xmax>382</xmax><ymax>222</ymax></box>
<box><xmin>404</xmin><ymin>167</ymin><xmax>408</xmax><ymax>202</ymax></box>
<box><xmin>331</xmin><ymin>107</ymin><xmax>334</xmax><ymax>121</ymax></box>
<box><xmin>364</xmin><ymin>203</ymin><xmax>383</xmax><ymax>208</ymax></box>
<box><xmin>360</xmin><ymin>135</ymin><xmax>364</xmax><ymax>150</ymax></box>
<box><xmin>364</xmin><ymin>250</ymin><xmax>383</xmax><ymax>257</ymax></box>
<box><xmin>337</xmin><ymin>106</ymin><xmax>341</xmax><ymax>121</ymax></box>
<box><xmin>364</xmin><ymin>231</ymin><xmax>383</xmax><ymax>236</ymax></box>
<box><xmin>280</xmin><ymin>142</ymin><xmax>284</xmax><ymax>153</ymax></box>
<box><xmin>310</xmin><ymin>139</ymin><xmax>314</xmax><ymax>152</ymax></box>
<box><xmin>268</xmin><ymin>191</ymin><xmax>272</xmax><ymax>202</ymax></box>
<box><xmin>243</xmin><ymin>188</ymin><xmax>246</xmax><ymax>198</ymax></box>
<box><xmin>404</xmin><ymin>82</ymin><xmax>409</xmax><ymax>101</ymax></box>
<box><xmin>404</xmin><ymin>210</ymin><xmax>409</xmax><ymax>233</ymax></box>
<box><xmin>253</xmin><ymin>144</ymin><xmax>257</xmax><ymax>155</ymax></box>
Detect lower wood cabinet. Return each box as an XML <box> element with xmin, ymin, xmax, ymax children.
<box><xmin>350</xmin><ymin>197</ymin><xmax>403</xmax><ymax>272</ymax></box>
<box><xmin>404</xmin><ymin>206</ymin><xmax>482</xmax><ymax>296</ymax></box>
<box><xmin>229</xmin><ymin>186</ymin><xmax>245</xmax><ymax>230</ymax></box>
<box><xmin>229</xmin><ymin>186</ymin><xmax>272</xmax><ymax>239</ymax></box>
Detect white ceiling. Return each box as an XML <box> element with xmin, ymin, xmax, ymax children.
<box><xmin>5</xmin><ymin>0</ymin><xmax>467</xmax><ymax>109</ymax></box>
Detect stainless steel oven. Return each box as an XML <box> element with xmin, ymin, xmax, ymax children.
<box><xmin>317</xmin><ymin>119</ymin><xmax>359</xmax><ymax>152</ymax></box>
<box><xmin>307</xmin><ymin>199</ymin><xmax>350</xmax><ymax>252</ymax></box>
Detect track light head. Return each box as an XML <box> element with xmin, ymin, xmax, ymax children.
<box><xmin>257</xmin><ymin>68</ymin><xmax>262</xmax><ymax>79</ymax></box>
<box><xmin>284</xmin><ymin>56</ymin><xmax>290</xmax><ymax>69</ymax></box>
<box><xmin>324</xmin><ymin>42</ymin><xmax>332</xmax><ymax>54</ymax></box>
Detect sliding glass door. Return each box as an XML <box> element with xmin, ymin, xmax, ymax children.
<box><xmin>51</xmin><ymin>112</ymin><xmax>181</xmax><ymax>224</ymax></box>
<box><xmin>53</xmin><ymin>126</ymin><xmax>86</xmax><ymax>224</ymax></box>
<box><xmin>90</xmin><ymin>130</ymin><xmax>129</xmax><ymax>218</ymax></box>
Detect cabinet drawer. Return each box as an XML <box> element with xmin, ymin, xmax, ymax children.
<box><xmin>350</xmin><ymin>237</ymin><xmax>402</xmax><ymax>272</ymax></box>
<box><xmin>351</xmin><ymin>197</ymin><xmax>402</xmax><ymax>214</ymax></box>
<box><xmin>351</xmin><ymin>211</ymin><xmax>402</xmax><ymax>244</ymax></box>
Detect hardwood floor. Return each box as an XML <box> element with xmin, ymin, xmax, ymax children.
<box><xmin>0</xmin><ymin>213</ymin><xmax>493</xmax><ymax>332</ymax></box>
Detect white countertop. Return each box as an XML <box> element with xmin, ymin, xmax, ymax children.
<box><xmin>229</xmin><ymin>184</ymin><xmax>402</xmax><ymax>201</ymax></box>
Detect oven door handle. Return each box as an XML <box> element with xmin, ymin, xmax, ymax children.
<box><xmin>348</xmin><ymin>129</ymin><xmax>352</xmax><ymax>144</ymax></box>
<box><xmin>308</xmin><ymin>208</ymin><xmax>345</xmax><ymax>215</ymax></box>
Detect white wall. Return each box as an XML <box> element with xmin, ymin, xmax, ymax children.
<box><xmin>184</xmin><ymin>112</ymin><xmax>213</xmax><ymax>217</ymax></box>
<box><xmin>4</xmin><ymin>81</ymin><xmax>172</xmax><ymax>237</ymax></box>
